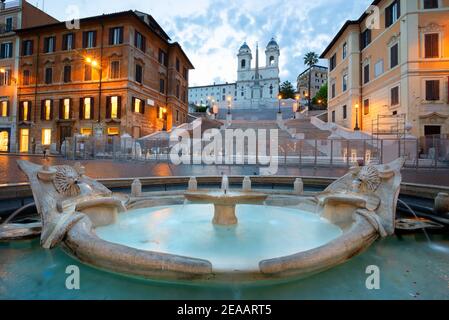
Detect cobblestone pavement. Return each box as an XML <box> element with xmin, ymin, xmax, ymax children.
<box><xmin>1</xmin><ymin>154</ymin><xmax>448</xmax><ymax>186</ymax></box>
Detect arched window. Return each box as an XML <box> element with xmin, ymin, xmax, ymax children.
<box><xmin>269</xmin><ymin>56</ymin><xmax>275</xmax><ymax>65</ymax></box>
<box><xmin>241</xmin><ymin>59</ymin><xmax>246</xmax><ymax>68</ymax></box>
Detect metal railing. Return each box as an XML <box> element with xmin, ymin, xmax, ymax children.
<box><xmin>64</xmin><ymin>135</ymin><xmax>449</xmax><ymax>169</ymax></box>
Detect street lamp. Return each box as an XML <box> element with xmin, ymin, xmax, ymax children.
<box><xmin>354</xmin><ymin>103</ymin><xmax>360</xmax><ymax>131</ymax></box>
<box><xmin>227</xmin><ymin>96</ymin><xmax>232</xmax><ymax>115</ymax></box>
<box><xmin>277</xmin><ymin>94</ymin><xmax>282</xmax><ymax>114</ymax></box>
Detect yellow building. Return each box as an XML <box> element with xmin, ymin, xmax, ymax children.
<box><xmin>321</xmin><ymin>0</ymin><xmax>449</xmax><ymax>139</ymax></box>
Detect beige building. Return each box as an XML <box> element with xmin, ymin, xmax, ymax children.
<box><xmin>296</xmin><ymin>65</ymin><xmax>328</xmax><ymax>104</ymax></box>
<box><xmin>0</xmin><ymin>0</ymin><xmax>57</xmax><ymax>152</ymax></box>
<box><xmin>321</xmin><ymin>0</ymin><xmax>449</xmax><ymax>139</ymax></box>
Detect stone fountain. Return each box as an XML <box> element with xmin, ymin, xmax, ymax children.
<box><xmin>11</xmin><ymin>158</ymin><xmax>405</xmax><ymax>283</ymax></box>
<box><xmin>184</xmin><ymin>175</ymin><xmax>268</xmax><ymax>225</ymax></box>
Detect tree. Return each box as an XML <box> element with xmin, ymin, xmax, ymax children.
<box><xmin>303</xmin><ymin>52</ymin><xmax>319</xmax><ymax>108</ymax></box>
<box><xmin>279</xmin><ymin>81</ymin><xmax>295</xmax><ymax>99</ymax></box>
<box><xmin>312</xmin><ymin>83</ymin><xmax>328</xmax><ymax>108</ymax></box>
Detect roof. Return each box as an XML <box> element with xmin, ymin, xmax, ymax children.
<box><xmin>189</xmin><ymin>83</ymin><xmax>237</xmax><ymax>89</ymax></box>
<box><xmin>267</xmin><ymin>38</ymin><xmax>278</xmax><ymax>47</ymax></box>
<box><xmin>170</xmin><ymin>42</ymin><xmax>194</xmax><ymax>69</ymax></box>
<box><xmin>16</xmin><ymin>10</ymin><xmax>171</xmax><ymax>42</ymax></box>
<box><xmin>320</xmin><ymin>0</ymin><xmax>382</xmax><ymax>58</ymax></box>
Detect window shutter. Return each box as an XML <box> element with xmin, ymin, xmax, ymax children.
<box><xmin>62</xmin><ymin>34</ymin><xmax>67</xmax><ymax>50</ymax></box>
<box><xmin>109</xmin><ymin>28</ymin><xmax>114</xmax><ymax>45</ymax></box>
<box><xmin>5</xmin><ymin>101</ymin><xmax>10</xmax><ymax>117</ymax></box>
<box><xmin>385</xmin><ymin>6</ymin><xmax>391</xmax><ymax>28</ymax></box>
<box><xmin>119</xmin><ymin>27</ymin><xmax>124</xmax><ymax>44</ymax></box>
<box><xmin>82</xmin><ymin>32</ymin><xmax>87</xmax><ymax>48</ymax></box>
<box><xmin>41</xmin><ymin>100</ymin><xmax>45</xmax><ymax>120</ymax></box>
<box><xmin>79</xmin><ymin>98</ymin><xmax>84</xmax><ymax>120</ymax></box>
<box><xmin>117</xmin><ymin>96</ymin><xmax>122</xmax><ymax>119</ymax></box>
<box><xmin>106</xmin><ymin>96</ymin><xmax>111</xmax><ymax>119</ymax></box>
<box><xmin>71</xmin><ymin>33</ymin><xmax>76</xmax><ymax>49</ymax></box>
<box><xmin>131</xmin><ymin>97</ymin><xmax>135</xmax><ymax>112</ymax></box>
<box><xmin>59</xmin><ymin>99</ymin><xmax>64</xmax><ymax>119</ymax></box>
<box><xmin>93</xmin><ymin>31</ymin><xmax>97</xmax><ymax>47</ymax></box>
<box><xmin>90</xmin><ymin>97</ymin><xmax>94</xmax><ymax>120</ymax></box>
<box><xmin>397</xmin><ymin>0</ymin><xmax>401</xmax><ymax>18</ymax></box>
<box><xmin>19</xmin><ymin>102</ymin><xmax>23</xmax><ymax>121</ymax></box>
<box><xmin>30</xmin><ymin>40</ymin><xmax>34</xmax><ymax>55</ymax></box>
<box><xmin>43</xmin><ymin>38</ymin><xmax>48</xmax><ymax>53</ymax></box>
<box><xmin>134</xmin><ymin>31</ymin><xmax>137</xmax><ymax>47</ymax></box>
<box><xmin>140</xmin><ymin>99</ymin><xmax>145</xmax><ymax>114</ymax></box>
<box><xmin>142</xmin><ymin>36</ymin><xmax>146</xmax><ymax>53</ymax></box>
<box><xmin>50</xmin><ymin>100</ymin><xmax>54</xmax><ymax>120</ymax></box>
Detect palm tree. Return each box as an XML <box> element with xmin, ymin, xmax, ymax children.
<box><xmin>303</xmin><ymin>52</ymin><xmax>319</xmax><ymax>109</ymax></box>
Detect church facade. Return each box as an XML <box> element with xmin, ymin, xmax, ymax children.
<box><xmin>188</xmin><ymin>38</ymin><xmax>280</xmax><ymax>109</ymax></box>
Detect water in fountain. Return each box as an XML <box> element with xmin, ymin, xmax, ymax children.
<box><xmin>398</xmin><ymin>199</ymin><xmax>431</xmax><ymax>243</ymax></box>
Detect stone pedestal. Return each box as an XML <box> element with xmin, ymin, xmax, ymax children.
<box><xmin>188</xmin><ymin>177</ymin><xmax>198</xmax><ymax>191</ymax></box>
<box><xmin>294</xmin><ymin>178</ymin><xmax>304</xmax><ymax>195</ymax></box>
<box><xmin>213</xmin><ymin>204</ymin><xmax>238</xmax><ymax>225</ymax></box>
<box><xmin>434</xmin><ymin>193</ymin><xmax>449</xmax><ymax>215</ymax></box>
<box><xmin>131</xmin><ymin>179</ymin><xmax>142</xmax><ymax>197</ymax></box>
<box><xmin>276</xmin><ymin>112</ymin><xmax>283</xmax><ymax>122</ymax></box>
<box><xmin>242</xmin><ymin>176</ymin><xmax>251</xmax><ymax>192</ymax></box>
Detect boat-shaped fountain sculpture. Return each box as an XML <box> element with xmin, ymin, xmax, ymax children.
<box><xmin>15</xmin><ymin>158</ymin><xmax>405</xmax><ymax>283</ymax></box>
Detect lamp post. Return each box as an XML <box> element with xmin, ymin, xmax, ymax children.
<box><xmin>277</xmin><ymin>94</ymin><xmax>282</xmax><ymax>114</ymax></box>
<box><xmin>354</xmin><ymin>103</ymin><xmax>360</xmax><ymax>131</ymax></box>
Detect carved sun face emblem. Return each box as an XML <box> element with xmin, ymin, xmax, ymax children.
<box><xmin>53</xmin><ymin>166</ymin><xmax>81</xmax><ymax>197</ymax></box>
<box><xmin>357</xmin><ymin>165</ymin><xmax>381</xmax><ymax>193</ymax></box>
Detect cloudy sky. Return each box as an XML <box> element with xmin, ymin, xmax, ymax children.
<box><xmin>37</xmin><ymin>0</ymin><xmax>372</xmax><ymax>86</ymax></box>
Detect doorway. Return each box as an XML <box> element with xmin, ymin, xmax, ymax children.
<box><xmin>19</xmin><ymin>128</ymin><xmax>29</xmax><ymax>153</ymax></box>
<box><xmin>59</xmin><ymin>125</ymin><xmax>72</xmax><ymax>151</ymax></box>
<box><xmin>424</xmin><ymin>125</ymin><xmax>441</xmax><ymax>136</ymax></box>
<box><xmin>0</xmin><ymin>129</ymin><xmax>9</xmax><ymax>152</ymax></box>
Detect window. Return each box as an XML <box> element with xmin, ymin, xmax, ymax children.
<box><xmin>424</xmin><ymin>33</ymin><xmax>439</xmax><ymax>58</ymax></box>
<box><xmin>80</xmin><ymin>128</ymin><xmax>92</xmax><ymax>136</ymax></box>
<box><xmin>42</xmin><ymin>100</ymin><xmax>53</xmax><ymax>121</ymax></box>
<box><xmin>342</xmin><ymin>42</ymin><xmax>347</xmax><ymax>59</ymax></box>
<box><xmin>19</xmin><ymin>128</ymin><xmax>29</xmax><ymax>152</ymax></box>
<box><xmin>62</xmin><ymin>33</ymin><xmax>75</xmax><ymax>51</ymax></box>
<box><xmin>176</xmin><ymin>58</ymin><xmax>180</xmax><ymax>72</ymax></box>
<box><xmin>385</xmin><ymin>0</ymin><xmax>400</xmax><ymax>28</ymax></box>
<box><xmin>158</xmin><ymin>49</ymin><xmax>168</xmax><ymax>67</ymax></box>
<box><xmin>330</xmin><ymin>54</ymin><xmax>337</xmax><ymax>71</ymax></box>
<box><xmin>269</xmin><ymin>56</ymin><xmax>275</xmax><ymax>65</ymax></box>
<box><xmin>135</xmin><ymin>64</ymin><xmax>143</xmax><ymax>84</ymax></box>
<box><xmin>342</xmin><ymin>105</ymin><xmax>347</xmax><ymax>119</ymax></box>
<box><xmin>331</xmin><ymin>110</ymin><xmax>335</xmax><ymax>122</ymax></box>
<box><xmin>390</xmin><ymin>43</ymin><xmax>399</xmax><ymax>68</ymax></box>
<box><xmin>110</xmin><ymin>61</ymin><xmax>120</xmax><ymax>79</ymax></box>
<box><xmin>107</xmin><ymin>127</ymin><xmax>120</xmax><ymax>136</ymax></box>
<box><xmin>5</xmin><ymin>17</ymin><xmax>13</xmax><ymax>32</ymax></box>
<box><xmin>374</xmin><ymin>59</ymin><xmax>384</xmax><ymax>78</ymax></box>
<box><xmin>44</xmin><ymin>37</ymin><xmax>55</xmax><ymax>53</ymax></box>
<box><xmin>391</xmin><ymin>86</ymin><xmax>399</xmax><ymax>106</ymax></box>
<box><xmin>60</xmin><ymin>98</ymin><xmax>71</xmax><ymax>120</ymax></box>
<box><xmin>159</xmin><ymin>79</ymin><xmax>165</xmax><ymax>93</ymax></box>
<box><xmin>342</xmin><ymin>74</ymin><xmax>348</xmax><ymax>92</ymax></box>
<box><xmin>361</xmin><ymin>29</ymin><xmax>371</xmax><ymax>50</ymax></box>
<box><xmin>0</xmin><ymin>42</ymin><xmax>13</xmax><ymax>59</ymax></box>
<box><xmin>80</xmin><ymin>97</ymin><xmax>94</xmax><ymax>120</ymax></box>
<box><xmin>84</xmin><ymin>64</ymin><xmax>92</xmax><ymax>81</ymax></box>
<box><xmin>132</xmin><ymin>97</ymin><xmax>144</xmax><ymax>114</ymax></box>
<box><xmin>241</xmin><ymin>59</ymin><xmax>246</xmax><ymax>68</ymax></box>
<box><xmin>109</xmin><ymin>27</ymin><xmax>123</xmax><ymax>45</ymax></box>
<box><xmin>0</xmin><ymin>69</ymin><xmax>11</xmax><ymax>85</ymax></box>
<box><xmin>183</xmin><ymin>67</ymin><xmax>188</xmax><ymax>80</ymax></box>
<box><xmin>423</xmin><ymin>0</ymin><xmax>439</xmax><ymax>9</ymax></box>
<box><xmin>176</xmin><ymin>82</ymin><xmax>180</xmax><ymax>99</ymax></box>
<box><xmin>363</xmin><ymin>64</ymin><xmax>370</xmax><ymax>84</ymax></box>
<box><xmin>83</xmin><ymin>31</ymin><xmax>97</xmax><ymax>48</ymax></box>
<box><xmin>63</xmin><ymin>65</ymin><xmax>71</xmax><ymax>83</ymax></box>
<box><xmin>363</xmin><ymin>99</ymin><xmax>370</xmax><ymax>115</ymax></box>
<box><xmin>135</xmin><ymin>31</ymin><xmax>146</xmax><ymax>52</ymax></box>
<box><xmin>425</xmin><ymin>80</ymin><xmax>440</xmax><ymax>101</ymax></box>
<box><xmin>41</xmin><ymin>129</ymin><xmax>52</xmax><ymax>146</ymax></box>
<box><xmin>45</xmin><ymin>67</ymin><xmax>53</xmax><ymax>84</ymax></box>
<box><xmin>20</xmin><ymin>101</ymin><xmax>31</xmax><ymax>121</ymax></box>
<box><xmin>1</xmin><ymin>101</ymin><xmax>8</xmax><ymax>117</ymax></box>
<box><xmin>107</xmin><ymin>96</ymin><xmax>121</xmax><ymax>119</ymax></box>
<box><xmin>22</xmin><ymin>40</ymin><xmax>33</xmax><ymax>56</ymax></box>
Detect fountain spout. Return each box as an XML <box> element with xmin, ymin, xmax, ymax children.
<box><xmin>221</xmin><ymin>175</ymin><xmax>229</xmax><ymax>194</ymax></box>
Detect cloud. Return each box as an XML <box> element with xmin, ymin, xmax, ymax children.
<box><xmin>44</xmin><ymin>0</ymin><xmax>373</xmax><ymax>86</ymax></box>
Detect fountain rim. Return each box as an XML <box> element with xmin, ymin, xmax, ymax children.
<box><xmin>61</xmin><ymin>190</ymin><xmax>379</xmax><ymax>284</ymax></box>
